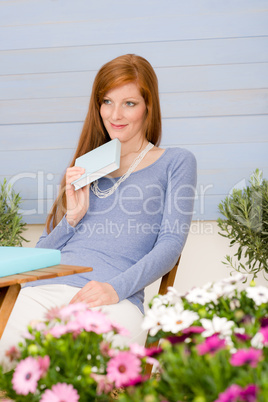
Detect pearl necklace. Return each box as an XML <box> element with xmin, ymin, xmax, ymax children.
<box><xmin>91</xmin><ymin>142</ymin><xmax>154</xmax><ymax>198</ymax></box>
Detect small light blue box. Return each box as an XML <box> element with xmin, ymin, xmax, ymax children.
<box><xmin>0</xmin><ymin>247</ymin><xmax>61</xmax><ymax>278</ymax></box>
<box><xmin>72</xmin><ymin>138</ymin><xmax>121</xmax><ymax>190</ymax></box>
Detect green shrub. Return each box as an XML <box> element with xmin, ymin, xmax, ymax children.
<box><xmin>217</xmin><ymin>169</ymin><xmax>268</xmax><ymax>279</ymax></box>
<box><xmin>0</xmin><ymin>178</ymin><xmax>28</xmax><ymax>246</ymax></box>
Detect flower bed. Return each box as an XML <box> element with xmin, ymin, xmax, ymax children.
<box><xmin>0</xmin><ymin>274</ymin><xmax>267</xmax><ymax>401</ymax></box>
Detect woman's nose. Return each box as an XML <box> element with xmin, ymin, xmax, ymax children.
<box><xmin>111</xmin><ymin>104</ymin><xmax>123</xmax><ymax>120</ymax></box>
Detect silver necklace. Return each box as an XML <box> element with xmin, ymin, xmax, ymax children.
<box><xmin>91</xmin><ymin>142</ymin><xmax>154</xmax><ymax>198</ymax></box>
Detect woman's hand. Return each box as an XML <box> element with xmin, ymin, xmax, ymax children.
<box><xmin>65</xmin><ymin>166</ymin><xmax>90</xmax><ymax>227</ymax></box>
<box><xmin>69</xmin><ymin>281</ymin><xmax>119</xmax><ymax>307</ymax></box>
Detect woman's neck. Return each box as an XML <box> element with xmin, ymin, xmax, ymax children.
<box><xmin>120</xmin><ymin>138</ymin><xmax>149</xmax><ymax>159</ymax></box>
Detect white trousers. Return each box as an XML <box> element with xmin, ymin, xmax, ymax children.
<box><xmin>0</xmin><ymin>285</ymin><xmax>147</xmax><ymax>372</ymax></box>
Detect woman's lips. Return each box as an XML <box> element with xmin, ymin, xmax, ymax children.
<box><xmin>110</xmin><ymin>122</ymin><xmax>127</xmax><ymax>129</ymax></box>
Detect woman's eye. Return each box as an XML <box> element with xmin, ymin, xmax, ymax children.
<box><xmin>126</xmin><ymin>101</ymin><xmax>135</xmax><ymax>107</ymax></box>
<box><xmin>103</xmin><ymin>99</ymin><xmax>111</xmax><ymax>105</ymax></box>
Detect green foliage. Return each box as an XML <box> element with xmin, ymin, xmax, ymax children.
<box><xmin>217</xmin><ymin>169</ymin><xmax>268</xmax><ymax>279</ymax></box>
<box><xmin>0</xmin><ymin>178</ymin><xmax>28</xmax><ymax>246</ymax></box>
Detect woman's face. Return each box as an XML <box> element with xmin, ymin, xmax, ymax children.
<box><xmin>100</xmin><ymin>82</ymin><xmax>147</xmax><ymax>146</ymax></box>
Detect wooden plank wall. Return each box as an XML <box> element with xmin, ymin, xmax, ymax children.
<box><xmin>0</xmin><ymin>0</ymin><xmax>267</xmax><ymax>223</ymax></box>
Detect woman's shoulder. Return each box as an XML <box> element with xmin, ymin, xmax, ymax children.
<box><xmin>159</xmin><ymin>146</ymin><xmax>197</xmax><ymax>168</ymax></box>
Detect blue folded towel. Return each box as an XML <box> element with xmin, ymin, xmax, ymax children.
<box><xmin>0</xmin><ymin>247</ymin><xmax>61</xmax><ymax>278</ymax></box>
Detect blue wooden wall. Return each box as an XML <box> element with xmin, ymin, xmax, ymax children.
<box><xmin>0</xmin><ymin>0</ymin><xmax>268</xmax><ymax>223</ymax></box>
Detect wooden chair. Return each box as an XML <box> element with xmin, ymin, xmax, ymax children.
<box><xmin>145</xmin><ymin>255</ymin><xmax>181</xmax><ymax>376</ymax></box>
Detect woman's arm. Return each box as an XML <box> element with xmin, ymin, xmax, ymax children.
<box><xmin>36</xmin><ymin>215</ymin><xmax>83</xmax><ymax>250</ymax></box>
<box><xmin>36</xmin><ymin>166</ymin><xmax>89</xmax><ymax>250</ymax></box>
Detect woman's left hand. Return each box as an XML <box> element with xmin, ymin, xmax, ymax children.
<box><xmin>69</xmin><ymin>281</ymin><xmax>119</xmax><ymax>307</ymax></box>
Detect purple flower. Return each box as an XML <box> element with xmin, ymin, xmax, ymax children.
<box><xmin>215</xmin><ymin>384</ymin><xmax>258</xmax><ymax>402</ymax></box>
<box><xmin>122</xmin><ymin>374</ymin><xmax>149</xmax><ymax>387</ymax></box>
<box><xmin>240</xmin><ymin>384</ymin><xmax>258</xmax><ymax>402</ymax></box>
<box><xmin>260</xmin><ymin>317</ymin><xmax>268</xmax><ymax>328</ymax></box>
<box><xmin>166</xmin><ymin>334</ymin><xmax>189</xmax><ymax>344</ymax></box>
<box><xmin>234</xmin><ymin>332</ymin><xmax>250</xmax><ymax>342</ymax></box>
<box><xmin>145</xmin><ymin>346</ymin><xmax>163</xmax><ymax>357</ymax></box>
<box><xmin>215</xmin><ymin>384</ymin><xmax>242</xmax><ymax>402</ymax></box>
<box><xmin>230</xmin><ymin>347</ymin><xmax>262</xmax><ymax>368</ymax></box>
<box><xmin>197</xmin><ymin>334</ymin><xmax>226</xmax><ymax>356</ymax></box>
<box><xmin>183</xmin><ymin>326</ymin><xmax>205</xmax><ymax>335</ymax></box>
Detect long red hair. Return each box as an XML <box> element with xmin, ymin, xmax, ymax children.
<box><xmin>46</xmin><ymin>54</ymin><xmax>162</xmax><ymax>232</ymax></box>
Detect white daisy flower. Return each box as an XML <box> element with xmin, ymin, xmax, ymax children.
<box><xmin>229</xmin><ymin>298</ymin><xmax>241</xmax><ymax>310</ymax></box>
<box><xmin>160</xmin><ymin>308</ymin><xmax>199</xmax><ymax>334</ymax></box>
<box><xmin>221</xmin><ymin>273</ymin><xmax>246</xmax><ymax>285</ymax></box>
<box><xmin>245</xmin><ymin>286</ymin><xmax>268</xmax><ymax>306</ymax></box>
<box><xmin>202</xmin><ymin>281</ymin><xmax>213</xmax><ymax>291</ymax></box>
<box><xmin>234</xmin><ymin>327</ymin><xmax>245</xmax><ymax>334</ymax></box>
<box><xmin>151</xmin><ymin>297</ymin><xmax>165</xmax><ymax>309</ymax></box>
<box><xmin>142</xmin><ymin>305</ymin><xmax>167</xmax><ymax>336</ymax></box>
<box><xmin>185</xmin><ymin>287</ymin><xmax>218</xmax><ymax>305</ymax></box>
<box><xmin>251</xmin><ymin>332</ymin><xmax>264</xmax><ymax>349</ymax></box>
<box><xmin>200</xmin><ymin>316</ymin><xmax>235</xmax><ymax>338</ymax></box>
<box><xmin>165</xmin><ymin>287</ymin><xmax>183</xmax><ymax>304</ymax></box>
<box><xmin>211</xmin><ymin>282</ymin><xmax>236</xmax><ymax>298</ymax></box>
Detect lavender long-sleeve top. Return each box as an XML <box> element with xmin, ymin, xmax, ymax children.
<box><xmin>26</xmin><ymin>148</ymin><xmax>197</xmax><ymax>313</ymax></box>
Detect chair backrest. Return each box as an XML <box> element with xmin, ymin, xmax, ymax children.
<box><xmin>145</xmin><ymin>256</ymin><xmax>181</xmax><ymax>375</ymax></box>
<box><xmin>157</xmin><ymin>255</ymin><xmax>180</xmax><ymax>296</ymax></box>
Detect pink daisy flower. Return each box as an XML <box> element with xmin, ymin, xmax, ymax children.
<box><xmin>107</xmin><ymin>351</ymin><xmax>141</xmax><ymax>388</ymax></box>
<box><xmin>76</xmin><ymin>310</ymin><xmax>112</xmax><ymax>334</ymax></box>
<box><xmin>111</xmin><ymin>321</ymin><xmax>130</xmax><ymax>337</ymax></box>
<box><xmin>5</xmin><ymin>346</ymin><xmax>21</xmax><ymax>362</ymax></box>
<box><xmin>230</xmin><ymin>347</ymin><xmax>263</xmax><ymax>368</ymax></box>
<box><xmin>40</xmin><ymin>382</ymin><xmax>79</xmax><ymax>402</ymax></box>
<box><xmin>12</xmin><ymin>357</ymin><xmax>41</xmax><ymax>395</ymax></box>
<box><xmin>197</xmin><ymin>334</ymin><xmax>226</xmax><ymax>356</ymax></box>
<box><xmin>100</xmin><ymin>341</ymin><xmax>112</xmax><ymax>357</ymax></box>
<box><xmin>38</xmin><ymin>356</ymin><xmax>50</xmax><ymax>377</ymax></box>
<box><xmin>215</xmin><ymin>384</ymin><xmax>242</xmax><ymax>402</ymax></box>
<box><xmin>65</xmin><ymin>320</ymin><xmax>82</xmax><ymax>337</ymax></box>
<box><xmin>260</xmin><ymin>326</ymin><xmax>268</xmax><ymax>345</ymax></box>
<box><xmin>45</xmin><ymin>305</ymin><xmax>62</xmax><ymax>321</ymax></box>
<box><xmin>130</xmin><ymin>343</ymin><xmax>147</xmax><ymax>358</ymax></box>
<box><xmin>122</xmin><ymin>374</ymin><xmax>149</xmax><ymax>387</ymax></box>
<box><xmin>48</xmin><ymin>324</ymin><xmax>69</xmax><ymax>338</ymax></box>
<box><xmin>59</xmin><ymin>302</ymin><xmax>88</xmax><ymax>320</ymax></box>
<box><xmin>29</xmin><ymin>320</ymin><xmax>47</xmax><ymax>332</ymax></box>
<box><xmin>91</xmin><ymin>373</ymin><xmax>114</xmax><ymax>395</ymax></box>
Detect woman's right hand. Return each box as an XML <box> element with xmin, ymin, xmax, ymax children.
<box><xmin>65</xmin><ymin>167</ymin><xmax>90</xmax><ymax>227</ymax></box>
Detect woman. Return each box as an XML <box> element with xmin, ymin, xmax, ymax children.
<box><xmin>0</xmin><ymin>54</ymin><xmax>197</xmax><ymax>364</ymax></box>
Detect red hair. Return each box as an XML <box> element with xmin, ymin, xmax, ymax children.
<box><xmin>46</xmin><ymin>54</ymin><xmax>162</xmax><ymax>232</ymax></box>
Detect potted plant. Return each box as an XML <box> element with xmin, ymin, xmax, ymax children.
<box><xmin>0</xmin><ymin>178</ymin><xmax>28</xmax><ymax>247</ymax></box>
<box><xmin>217</xmin><ymin>169</ymin><xmax>268</xmax><ymax>280</ymax></box>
